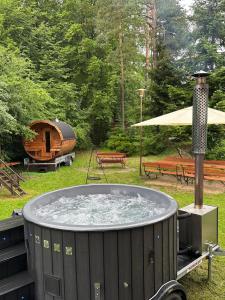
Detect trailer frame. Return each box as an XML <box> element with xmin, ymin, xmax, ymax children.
<box><xmin>25</xmin><ymin>152</ymin><xmax>75</xmax><ymax>172</ymax></box>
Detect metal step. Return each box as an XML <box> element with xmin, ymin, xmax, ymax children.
<box><xmin>0</xmin><ymin>271</ymin><xmax>34</xmax><ymax>297</ymax></box>
<box><xmin>0</xmin><ymin>252</ymin><xmax>27</xmax><ymax>280</ymax></box>
<box><xmin>0</xmin><ymin>217</ymin><xmax>24</xmax><ymax>250</ymax></box>
<box><xmin>0</xmin><ymin>217</ymin><xmax>24</xmax><ymax>233</ymax></box>
<box><xmin>0</xmin><ymin>243</ymin><xmax>26</xmax><ymax>263</ymax></box>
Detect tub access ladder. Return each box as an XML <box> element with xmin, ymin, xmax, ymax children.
<box><xmin>0</xmin><ymin>159</ymin><xmax>25</xmax><ymax>196</ymax></box>
<box><xmin>0</xmin><ymin>216</ymin><xmax>34</xmax><ymax>299</ymax></box>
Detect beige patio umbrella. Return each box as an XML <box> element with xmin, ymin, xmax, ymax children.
<box><xmin>132</xmin><ymin>106</ymin><xmax>225</xmax><ymax>127</ymax></box>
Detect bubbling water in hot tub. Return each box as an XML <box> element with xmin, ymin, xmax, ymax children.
<box><xmin>34</xmin><ymin>193</ymin><xmax>167</xmax><ymax>226</ymax></box>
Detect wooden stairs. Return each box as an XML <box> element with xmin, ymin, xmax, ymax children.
<box><xmin>0</xmin><ymin>159</ymin><xmax>25</xmax><ymax>196</ymax></box>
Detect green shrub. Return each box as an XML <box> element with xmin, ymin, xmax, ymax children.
<box><xmin>106</xmin><ymin>128</ymin><xmax>139</xmax><ymax>156</ymax></box>
<box><xmin>75</xmin><ymin>123</ymin><xmax>92</xmax><ymax>150</ymax></box>
<box><xmin>106</xmin><ymin>126</ymin><xmax>193</xmax><ymax>157</ymax></box>
<box><xmin>206</xmin><ymin>139</ymin><xmax>225</xmax><ymax>160</ymax></box>
<box><xmin>142</xmin><ymin>134</ymin><xmax>166</xmax><ymax>155</ymax></box>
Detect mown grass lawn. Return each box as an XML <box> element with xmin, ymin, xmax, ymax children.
<box><xmin>0</xmin><ymin>151</ymin><xmax>224</xmax><ymax>299</ymax></box>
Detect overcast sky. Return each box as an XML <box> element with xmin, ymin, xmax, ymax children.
<box><xmin>180</xmin><ymin>0</ymin><xmax>194</xmax><ymax>9</ymax></box>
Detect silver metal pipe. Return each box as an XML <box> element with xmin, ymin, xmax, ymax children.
<box><xmin>194</xmin><ymin>154</ymin><xmax>204</xmax><ymax>209</ymax></box>
<box><xmin>192</xmin><ymin>71</ymin><xmax>209</xmax><ymax>209</ymax></box>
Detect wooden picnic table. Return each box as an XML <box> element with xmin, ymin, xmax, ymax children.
<box><xmin>96</xmin><ymin>152</ymin><xmax>126</xmax><ymax>168</ymax></box>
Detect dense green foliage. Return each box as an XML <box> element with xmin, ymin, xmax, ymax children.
<box><xmin>0</xmin><ymin>0</ymin><xmax>224</xmax><ymax>159</ymax></box>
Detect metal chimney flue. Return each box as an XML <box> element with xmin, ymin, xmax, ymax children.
<box><xmin>192</xmin><ymin>71</ymin><xmax>209</xmax><ymax>209</ymax></box>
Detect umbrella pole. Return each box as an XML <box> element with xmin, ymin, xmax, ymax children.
<box><xmin>138</xmin><ymin>89</ymin><xmax>146</xmax><ymax>176</ymax></box>
<box><xmin>140</xmin><ymin>125</ymin><xmax>143</xmax><ymax>176</ymax></box>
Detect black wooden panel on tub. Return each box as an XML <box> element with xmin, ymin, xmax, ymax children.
<box><xmin>169</xmin><ymin>216</ymin><xmax>176</xmax><ymax>280</ymax></box>
<box><xmin>27</xmin><ymin>222</ymin><xmax>35</xmax><ymax>274</ymax></box>
<box><xmin>104</xmin><ymin>231</ymin><xmax>119</xmax><ymax>300</ymax></box>
<box><xmin>51</xmin><ymin>230</ymin><xmax>64</xmax><ymax>300</ymax></box>
<box><xmin>76</xmin><ymin>233</ymin><xmax>91</xmax><ymax>300</ymax></box>
<box><xmin>162</xmin><ymin>219</ymin><xmax>170</xmax><ymax>283</ymax></box>
<box><xmin>154</xmin><ymin>222</ymin><xmax>163</xmax><ymax>292</ymax></box>
<box><xmin>144</xmin><ymin>225</ymin><xmax>154</xmax><ymax>299</ymax></box>
<box><xmin>42</xmin><ymin>228</ymin><xmax>53</xmax><ymax>300</ymax></box>
<box><xmin>34</xmin><ymin>226</ymin><xmax>44</xmax><ymax>300</ymax></box>
<box><xmin>118</xmin><ymin>230</ymin><xmax>132</xmax><ymax>300</ymax></box>
<box><xmin>63</xmin><ymin>231</ymin><xmax>77</xmax><ymax>300</ymax></box>
<box><xmin>89</xmin><ymin>232</ymin><xmax>105</xmax><ymax>300</ymax></box>
<box><xmin>131</xmin><ymin>227</ymin><xmax>144</xmax><ymax>300</ymax></box>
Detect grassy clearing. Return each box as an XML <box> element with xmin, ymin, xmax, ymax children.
<box><xmin>0</xmin><ymin>151</ymin><xmax>224</xmax><ymax>299</ymax></box>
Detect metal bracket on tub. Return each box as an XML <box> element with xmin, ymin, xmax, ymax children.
<box><xmin>206</xmin><ymin>244</ymin><xmax>225</xmax><ymax>281</ymax></box>
<box><xmin>212</xmin><ymin>247</ymin><xmax>225</xmax><ymax>257</ymax></box>
<box><xmin>94</xmin><ymin>283</ymin><xmax>101</xmax><ymax>300</ymax></box>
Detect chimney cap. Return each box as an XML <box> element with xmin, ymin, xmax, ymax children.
<box><xmin>192</xmin><ymin>70</ymin><xmax>209</xmax><ymax>78</ymax></box>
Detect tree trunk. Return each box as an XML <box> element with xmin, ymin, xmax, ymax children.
<box><xmin>146</xmin><ymin>0</ymin><xmax>157</xmax><ymax>69</ymax></box>
<box><xmin>146</xmin><ymin>5</ymin><xmax>151</xmax><ymax>78</ymax></box>
<box><xmin>119</xmin><ymin>21</ymin><xmax>125</xmax><ymax>131</ymax></box>
<box><xmin>152</xmin><ymin>0</ymin><xmax>157</xmax><ymax>68</ymax></box>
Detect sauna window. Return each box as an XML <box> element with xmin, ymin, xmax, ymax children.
<box><xmin>45</xmin><ymin>131</ymin><xmax>51</xmax><ymax>153</ymax></box>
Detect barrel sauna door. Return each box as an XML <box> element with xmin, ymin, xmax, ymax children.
<box><xmin>42</xmin><ymin>129</ymin><xmax>53</xmax><ymax>160</ymax></box>
<box><xmin>45</xmin><ymin>131</ymin><xmax>51</xmax><ymax>153</ymax></box>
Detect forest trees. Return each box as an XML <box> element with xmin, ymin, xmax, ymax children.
<box><xmin>0</xmin><ymin>44</ymin><xmax>55</xmax><ymax>157</ymax></box>
<box><xmin>96</xmin><ymin>0</ymin><xmax>145</xmax><ymax>130</ymax></box>
<box><xmin>0</xmin><ymin>0</ymin><xmax>224</xmax><ymax>159</ymax></box>
<box><xmin>191</xmin><ymin>0</ymin><xmax>225</xmax><ymax>70</ymax></box>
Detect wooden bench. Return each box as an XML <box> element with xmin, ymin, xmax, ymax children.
<box><xmin>164</xmin><ymin>156</ymin><xmax>225</xmax><ymax>167</ymax></box>
<box><xmin>181</xmin><ymin>165</ymin><xmax>195</xmax><ymax>184</ymax></box>
<box><xmin>164</xmin><ymin>156</ymin><xmax>194</xmax><ymax>163</ymax></box>
<box><xmin>142</xmin><ymin>162</ymin><xmax>161</xmax><ymax>178</ymax></box>
<box><xmin>96</xmin><ymin>152</ymin><xmax>126</xmax><ymax>168</ymax></box>
<box><xmin>144</xmin><ymin>158</ymin><xmax>225</xmax><ymax>185</ymax></box>
<box><xmin>142</xmin><ymin>162</ymin><xmax>183</xmax><ymax>182</ymax></box>
<box><xmin>204</xmin><ymin>167</ymin><xmax>225</xmax><ymax>185</ymax></box>
<box><xmin>182</xmin><ymin>165</ymin><xmax>225</xmax><ymax>185</ymax></box>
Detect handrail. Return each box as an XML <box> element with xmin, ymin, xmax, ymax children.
<box><xmin>0</xmin><ymin>169</ymin><xmax>21</xmax><ymax>187</ymax></box>
<box><xmin>0</xmin><ymin>158</ymin><xmax>24</xmax><ymax>182</ymax></box>
<box><xmin>0</xmin><ymin>170</ymin><xmax>21</xmax><ymax>196</ymax></box>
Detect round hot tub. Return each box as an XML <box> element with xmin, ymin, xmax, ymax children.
<box><xmin>23</xmin><ymin>184</ymin><xmax>178</xmax><ymax>300</ymax></box>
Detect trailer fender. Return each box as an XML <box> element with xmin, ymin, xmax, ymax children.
<box><xmin>150</xmin><ymin>280</ymin><xmax>187</xmax><ymax>300</ymax></box>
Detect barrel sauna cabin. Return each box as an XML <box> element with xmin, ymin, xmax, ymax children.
<box><xmin>24</xmin><ymin>120</ymin><xmax>76</xmax><ymax>162</ymax></box>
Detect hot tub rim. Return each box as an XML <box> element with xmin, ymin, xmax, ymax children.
<box><xmin>23</xmin><ymin>184</ymin><xmax>178</xmax><ymax>232</ymax></box>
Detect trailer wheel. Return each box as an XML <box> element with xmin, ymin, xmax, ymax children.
<box><xmin>65</xmin><ymin>157</ymin><xmax>73</xmax><ymax>166</ymax></box>
<box><xmin>68</xmin><ymin>157</ymin><xmax>73</xmax><ymax>166</ymax></box>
